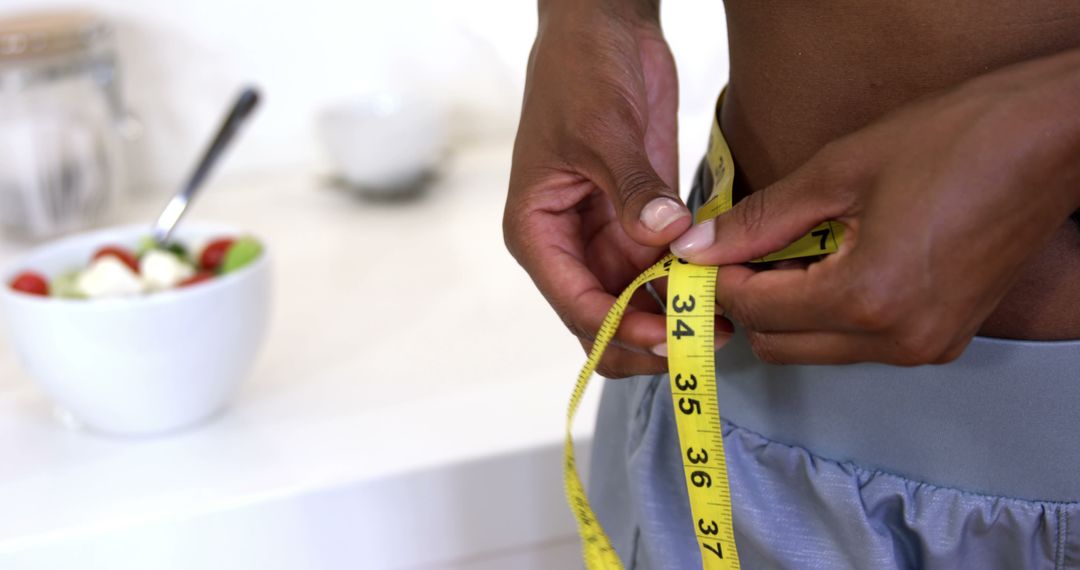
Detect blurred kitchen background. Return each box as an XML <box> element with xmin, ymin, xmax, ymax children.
<box><xmin>0</xmin><ymin>0</ymin><xmax>728</xmax><ymax>568</ymax></box>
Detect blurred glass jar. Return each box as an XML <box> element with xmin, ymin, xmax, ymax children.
<box><xmin>0</xmin><ymin>10</ymin><xmax>138</xmax><ymax>241</ymax></box>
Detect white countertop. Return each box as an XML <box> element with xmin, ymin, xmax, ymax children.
<box><xmin>0</xmin><ymin>143</ymin><xmax>602</xmax><ymax>569</ymax></box>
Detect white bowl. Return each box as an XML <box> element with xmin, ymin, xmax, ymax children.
<box><xmin>316</xmin><ymin>91</ymin><xmax>447</xmax><ymax>192</ymax></box>
<box><xmin>0</xmin><ymin>223</ymin><xmax>270</xmax><ymax>437</ymax></box>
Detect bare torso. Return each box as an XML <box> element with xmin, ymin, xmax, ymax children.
<box><xmin>721</xmin><ymin>0</ymin><xmax>1080</xmax><ymax>340</ymax></box>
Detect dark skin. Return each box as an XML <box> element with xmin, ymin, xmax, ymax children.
<box><xmin>715</xmin><ymin>0</ymin><xmax>1080</xmax><ymax>349</ymax></box>
<box><xmin>505</xmin><ymin>0</ymin><xmax>1080</xmax><ymax>375</ymax></box>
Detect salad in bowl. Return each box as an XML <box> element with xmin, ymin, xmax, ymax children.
<box><xmin>0</xmin><ymin>223</ymin><xmax>270</xmax><ymax>436</ymax></box>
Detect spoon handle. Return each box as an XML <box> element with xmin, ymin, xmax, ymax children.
<box><xmin>153</xmin><ymin>87</ymin><xmax>261</xmax><ymax>245</ymax></box>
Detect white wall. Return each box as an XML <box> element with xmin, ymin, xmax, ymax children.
<box><xmin>0</xmin><ymin>0</ymin><xmax>727</xmax><ymax>195</ymax></box>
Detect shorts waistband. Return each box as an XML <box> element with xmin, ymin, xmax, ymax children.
<box><xmin>713</xmin><ymin>332</ymin><xmax>1080</xmax><ymax>503</ymax></box>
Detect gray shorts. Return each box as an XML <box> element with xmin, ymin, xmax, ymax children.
<box><xmin>587</xmin><ymin>165</ymin><xmax>1080</xmax><ymax>569</ymax></box>
<box><xmin>590</xmin><ymin>332</ymin><xmax>1080</xmax><ymax>569</ymax></box>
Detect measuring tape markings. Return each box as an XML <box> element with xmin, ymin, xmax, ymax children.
<box><xmin>666</xmin><ymin>257</ymin><xmax>737</xmax><ymax>568</ymax></box>
<box><xmin>564</xmin><ymin>92</ymin><xmax>843</xmax><ymax>570</ymax></box>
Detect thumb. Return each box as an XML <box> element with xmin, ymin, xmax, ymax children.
<box><xmin>595</xmin><ymin>143</ymin><xmax>691</xmax><ymax>247</ymax></box>
<box><xmin>670</xmin><ymin>162</ymin><xmax>850</xmax><ymax>265</ymax></box>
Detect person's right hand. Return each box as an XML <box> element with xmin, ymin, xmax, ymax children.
<box><xmin>504</xmin><ymin>0</ymin><xmax>702</xmax><ymax>378</ymax></box>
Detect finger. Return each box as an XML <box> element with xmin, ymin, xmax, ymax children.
<box><xmin>528</xmin><ymin>244</ymin><xmax>667</xmax><ymax>351</ymax></box>
<box><xmin>560</xmin><ymin>282</ymin><xmax>670</xmax><ymax>354</ymax></box>
<box><xmin>744</xmin><ymin>330</ymin><xmax>886</xmax><ymax>365</ymax></box>
<box><xmin>582</xmin><ymin>320</ymin><xmax>737</xmax><ymax>379</ymax></box>
<box><xmin>715</xmin><ymin>315</ymin><xmax>736</xmax><ymax>337</ymax></box>
<box><xmin>744</xmin><ymin>329</ymin><xmax>967</xmax><ymax>366</ymax></box>
<box><xmin>582</xmin><ymin>123</ymin><xmax>691</xmax><ymax>247</ymax></box>
<box><xmin>670</xmin><ymin>154</ymin><xmax>854</xmax><ymax>265</ymax></box>
<box><xmin>579</xmin><ymin>338</ymin><xmax>667</xmax><ymax>379</ymax></box>
<box><xmin>714</xmin><ymin>262</ymin><xmax>842</xmax><ymax>333</ymax></box>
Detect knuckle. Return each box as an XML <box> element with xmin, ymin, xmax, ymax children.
<box><xmin>747</xmin><ymin>333</ymin><xmax>783</xmax><ymax>364</ymax></box>
<box><xmin>843</xmin><ymin>276</ymin><xmax>904</xmax><ymax>332</ymax></box>
<box><xmin>501</xmin><ymin>182</ymin><xmax>537</xmax><ymax>262</ymax></box>
<box><xmin>611</xmin><ymin>165</ymin><xmax>658</xmax><ymax>208</ymax></box>
<box><xmin>888</xmin><ymin>322</ymin><xmax>952</xmax><ymax>366</ymax></box>
<box><xmin>501</xmin><ymin>207</ymin><xmax>522</xmax><ymax>258</ymax></box>
<box><xmin>889</xmin><ymin>338</ymin><xmax>934</xmax><ymax>366</ymax></box>
<box><xmin>847</xmin><ymin>293</ymin><xmax>898</xmax><ymax>332</ymax></box>
<box><xmin>932</xmin><ymin>336</ymin><xmax>973</xmax><ymax>364</ymax></box>
<box><xmin>502</xmin><ymin>212</ymin><xmax>539</xmax><ymax>266</ymax></box>
<box><xmin>500</xmin><ymin>184</ymin><xmax>560</xmax><ymax>267</ymax></box>
<box><xmin>931</xmin><ymin>343</ymin><xmax>966</xmax><ymax>365</ymax></box>
<box><xmin>911</xmin><ymin>320</ymin><xmax>972</xmax><ymax>365</ymax></box>
<box><xmin>734</xmin><ymin>192</ymin><xmax>769</xmax><ymax>237</ymax></box>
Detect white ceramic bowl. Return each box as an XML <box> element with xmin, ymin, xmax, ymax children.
<box><xmin>0</xmin><ymin>223</ymin><xmax>270</xmax><ymax>436</ymax></box>
<box><xmin>316</xmin><ymin>90</ymin><xmax>447</xmax><ymax>192</ymax></box>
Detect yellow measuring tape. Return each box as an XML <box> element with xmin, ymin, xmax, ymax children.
<box><xmin>564</xmin><ymin>93</ymin><xmax>844</xmax><ymax>570</ymax></box>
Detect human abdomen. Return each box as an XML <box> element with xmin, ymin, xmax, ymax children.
<box><xmin>721</xmin><ymin>0</ymin><xmax>1080</xmax><ymax>339</ymax></box>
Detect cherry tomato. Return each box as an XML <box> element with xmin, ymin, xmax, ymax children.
<box><xmin>179</xmin><ymin>272</ymin><xmax>215</xmax><ymax>288</ymax></box>
<box><xmin>93</xmin><ymin>245</ymin><xmax>140</xmax><ymax>273</ymax></box>
<box><xmin>199</xmin><ymin>238</ymin><xmax>235</xmax><ymax>273</ymax></box>
<box><xmin>9</xmin><ymin>271</ymin><xmax>49</xmax><ymax>296</ymax></box>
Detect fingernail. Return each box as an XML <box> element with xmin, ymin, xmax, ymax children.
<box><xmin>714</xmin><ymin>331</ymin><xmax>733</xmax><ymax>350</ymax></box>
<box><xmin>671</xmin><ymin>219</ymin><xmax>715</xmax><ymax>257</ymax></box>
<box><xmin>640</xmin><ymin>198</ymin><xmax>688</xmax><ymax>233</ymax></box>
<box><xmin>651</xmin><ymin>343</ymin><xmax>667</xmax><ymax>357</ymax></box>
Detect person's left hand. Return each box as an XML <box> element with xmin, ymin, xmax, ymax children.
<box><xmin>671</xmin><ymin>51</ymin><xmax>1080</xmax><ymax>365</ymax></box>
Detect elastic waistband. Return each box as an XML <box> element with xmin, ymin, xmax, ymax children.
<box><xmin>714</xmin><ymin>332</ymin><xmax>1080</xmax><ymax>503</ymax></box>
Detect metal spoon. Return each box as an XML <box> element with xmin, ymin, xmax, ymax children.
<box><xmin>152</xmin><ymin>86</ymin><xmax>261</xmax><ymax>245</ymax></box>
